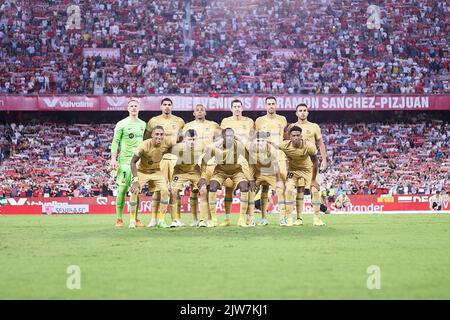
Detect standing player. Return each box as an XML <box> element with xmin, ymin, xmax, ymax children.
<box><xmin>279</xmin><ymin>126</ymin><xmax>323</xmax><ymax>226</ymax></box>
<box><xmin>183</xmin><ymin>104</ymin><xmax>221</xmax><ymax>226</ymax></box>
<box><xmin>254</xmin><ymin>96</ymin><xmax>287</xmax><ymax>225</ymax></box>
<box><xmin>199</xmin><ymin>128</ymin><xmax>251</xmax><ymax>227</ymax></box>
<box><xmin>129</xmin><ymin>126</ymin><xmax>173</xmax><ymax>228</ymax></box>
<box><xmin>110</xmin><ymin>98</ymin><xmax>146</xmax><ymax>228</ymax></box>
<box><xmin>287</xmin><ymin>103</ymin><xmax>328</xmax><ymax>226</ymax></box>
<box><xmin>167</xmin><ymin>129</ymin><xmax>206</xmax><ymax>227</ymax></box>
<box><xmin>144</xmin><ymin>98</ymin><xmax>185</xmax><ymax>226</ymax></box>
<box><xmin>220</xmin><ymin>99</ymin><xmax>254</xmax><ymax>226</ymax></box>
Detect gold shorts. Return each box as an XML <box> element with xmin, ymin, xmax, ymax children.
<box><xmin>238</xmin><ymin>157</ymin><xmax>253</xmax><ymax>181</ymax></box>
<box><xmin>211</xmin><ymin>170</ymin><xmax>247</xmax><ymax>190</ymax></box>
<box><xmin>136</xmin><ymin>170</ymin><xmax>168</xmax><ymax>192</ymax></box>
<box><xmin>204</xmin><ymin>164</ymin><xmax>216</xmax><ymax>184</ymax></box>
<box><xmin>285</xmin><ymin>167</ymin><xmax>312</xmax><ymax>189</ymax></box>
<box><xmin>172</xmin><ymin>170</ymin><xmax>201</xmax><ymax>191</ymax></box>
<box><xmin>160</xmin><ymin>154</ymin><xmax>177</xmax><ymax>181</ymax></box>
<box><xmin>223</xmin><ymin>178</ymin><xmax>235</xmax><ymax>189</ymax></box>
<box><xmin>277</xmin><ymin>150</ymin><xmax>288</xmax><ymax>181</ymax></box>
<box><xmin>255</xmin><ymin>175</ymin><xmax>277</xmax><ymax>190</ymax></box>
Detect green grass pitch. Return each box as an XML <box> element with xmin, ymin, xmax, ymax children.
<box><xmin>1</xmin><ymin>213</ymin><xmax>449</xmax><ymax>299</ymax></box>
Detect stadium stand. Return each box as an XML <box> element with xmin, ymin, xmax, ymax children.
<box><xmin>0</xmin><ymin>0</ymin><xmax>448</xmax><ymax>95</ymax></box>
<box><xmin>0</xmin><ymin>114</ymin><xmax>448</xmax><ymax>198</ymax></box>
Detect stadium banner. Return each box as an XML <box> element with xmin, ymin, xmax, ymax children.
<box><xmin>1</xmin><ymin>195</ymin><xmax>448</xmax><ymax>215</ymax></box>
<box><xmin>36</xmin><ymin>95</ymin><xmax>100</xmax><ymax>110</ymax></box>
<box><xmin>42</xmin><ymin>203</ymin><xmax>89</xmax><ymax>214</ymax></box>
<box><xmin>1</xmin><ymin>94</ymin><xmax>450</xmax><ymax>111</ymax></box>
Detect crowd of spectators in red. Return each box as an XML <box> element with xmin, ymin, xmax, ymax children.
<box><xmin>1</xmin><ymin>115</ymin><xmax>448</xmax><ymax>198</ymax></box>
<box><xmin>0</xmin><ymin>0</ymin><xmax>448</xmax><ymax>95</ymax></box>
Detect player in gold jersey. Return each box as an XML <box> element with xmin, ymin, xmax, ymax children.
<box><xmin>144</xmin><ymin>98</ymin><xmax>185</xmax><ymax>227</ymax></box>
<box><xmin>144</xmin><ymin>98</ymin><xmax>185</xmax><ymax>143</ymax></box>
<box><xmin>184</xmin><ymin>104</ymin><xmax>221</xmax><ymax>150</ymax></box>
<box><xmin>286</xmin><ymin>103</ymin><xmax>327</xmax><ymax>226</ymax></box>
<box><xmin>198</xmin><ymin>128</ymin><xmax>251</xmax><ymax>227</ymax></box>
<box><xmin>129</xmin><ymin>126</ymin><xmax>173</xmax><ymax>228</ymax></box>
<box><xmin>278</xmin><ymin>126</ymin><xmax>322</xmax><ymax>226</ymax></box>
<box><xmin>167</xmin><ymin>129</ymin><xmax>207</xmax><ymax>227</ymax></box>
<box><xmin>254</xmin><ymin>96</ymin><xmax>287</xmax><ymax>225</ymax></box>
<box><xmin>219</xmin><ymin>99</ymin><xmax>255</xmax><ymax>226</ymax></box>
<box><xmin>246</xmin><ymin>131</ymin><xmax>289</xmax><ymax>226</ymax></box>
<box><xmin>183</xmin><ymin>104</ymin><xmax>221</xmax><ymax>226</ymax></box>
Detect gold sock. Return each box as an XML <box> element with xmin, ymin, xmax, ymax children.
<box><xmin>152</xmin><ymin>192</ymin><xmax>160</xmax><ymax>220</ymax></box>
<box><xmin>224</xmin><ymin>188</ymin><xmax>233</xmax><ymax>219</ymax></box>
<box><xmin>159</xmin><ymin>191</ymin><xmax>170</xmax><ymax>220</ymax></box>
<box><xmin>247</xmin><ymin>191</ymin><xmax>255</xmax><ymax>223</ymax></box>
<box><xmin>190</xmin><ymin>194</ymin><xmax>198</xmax><ymax>221</ymax></box>
<box><xmin>239</xmin><ymin>192</ymin><xmax>249</xmax><ymax>223</ymax></box>
<box><xmin>208</xmin><ymin>191</ymin><xmax>217</xmax><ymax>222</ymax></box>
<box><xmin>129</xmin><ymin>192</ymin><xmax>138</xmax><ymax>221</ymax></box>
<box><xmin>311</xmin><ymin>187</ymin><xmax>321</xmax><ymax>219</ymax></box>
<box><xmin>170</xmin><ymin>194</ymin><xmax>178</xmax><ymax>222</ymax></box>
<box><xmin>296</xmin><ymin>192</ymin><xmax>304</xmax><ymax>220</ymax></box>
<box><xmin>176</xmin><ymin>194</ymin><xmax>182</xmax><ymax>220</ymax></box>
<box><xmin>200</xmin><ymin>197</ymin><xmax>209</xmax><ymax>221</ymax></box>
<box><xmin>275</xmin><ymin>187</ymin><xmax>286</xmax><ymax>219</ymax></box>
<box><xmin>285</xmin><ymin>183</ymin><xmax>295</xmax><ymax>219</ymax></box>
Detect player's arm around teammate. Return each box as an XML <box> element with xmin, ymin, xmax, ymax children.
<box><xmin>167</xmin><ymin>130</ymin><xmax>205</xmax><ymax>227</ymax></box>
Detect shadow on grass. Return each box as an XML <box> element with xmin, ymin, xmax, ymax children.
<box><xmin>58</xmin><ymin>224</ymin><xmax>348</xmax><ymax>242</ymax></box>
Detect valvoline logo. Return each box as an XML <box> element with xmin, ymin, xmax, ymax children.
<box><xmin>42</xmin><ymin>97</ymin><xmax>59</xmax><ymax>108</ymax></box>
<box><xmin>42</xmin><ymin>97</ymin><xmax>95</xmax><ymax>109</ymax></box>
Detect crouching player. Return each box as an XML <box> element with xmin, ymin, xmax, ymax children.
<box><xmin>167</xmin><ymin>129</ymin><xmax>207</xmax><ymax>227</ymax></box>
<box><xmin>278</xmin><ymin>126</ymin><xmax>324</xmax><ymax>226</ymax></box>
<box><xmin>244</xmin><ymin>131</ymin><xmax>288</xmax><ymax>226</ymax></box>
<box><xmin>334</xmin><ymin>192</ymin><xmax>351</xmax><ymax>211</ymax></box>
<box><xmin>198</xmin><ymin>128</ymin><xmax>251</xmax><ymax>227</ymax></box>
<box><xmin>129</xmin><ymin>126</ymin><xmax>172</xmax><ymax>229</ymax></box>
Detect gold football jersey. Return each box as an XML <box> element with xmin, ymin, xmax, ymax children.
<box><xmin>255</xmin><ymin>114</ymin><xmax>287</xmax><ymax>146</ymax></box>
<box><xmin>147</xmin><ymin>114</ymin><xmax>185</xmax><ymax>144</ymax></box>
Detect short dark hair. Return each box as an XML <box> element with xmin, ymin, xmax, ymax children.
<box><xmin>296</xmin><ymin>103</ymin><xmax>308</xmax><ymax>111</ymax></box>
<box><xmin>222</xmin><ymin>127</ymin><xmax>235</xmax><ymax>135</ymax></box>
<box><xmin>231</xmin><ymin>99</ymin><xmax>242</xmax><ymax>107</ymax></box>
<box><xmin>289</xmin><ymin>125</ymin><xmax>302</xmax><ymax>134</ymax></box>
<box><xmin>153</xmin><ymin>125</ymin><xmax>164</xmax><ymax>132</ymax></box>
<box><xmin>265</xmin><ymin>96</ymin><xmax>276</xmax><ymax>103</ymax></box>
<box><xmin>255</xmin><ymin>131</ymin><xmax>270</xmax><ymax>139</ymax></box>
<box><xmin>184</xmin><ymin>129</ymin><xmax>197</xmax><ymax>138</ymax></box>
<box><xmin>161</xmin><ymin>98</ymin><xmax>173</xmax><ymax>105</ymax></box>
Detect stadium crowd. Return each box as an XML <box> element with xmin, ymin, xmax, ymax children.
<box><xmin>0</xmin><ymin>0</ymin><xmax>448</xmax><ymax>95</ymax></box>
<box><xmin>0</xmin><ymin>116</ymin><xmax>448</xmax><ymax>198</ymax></box>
